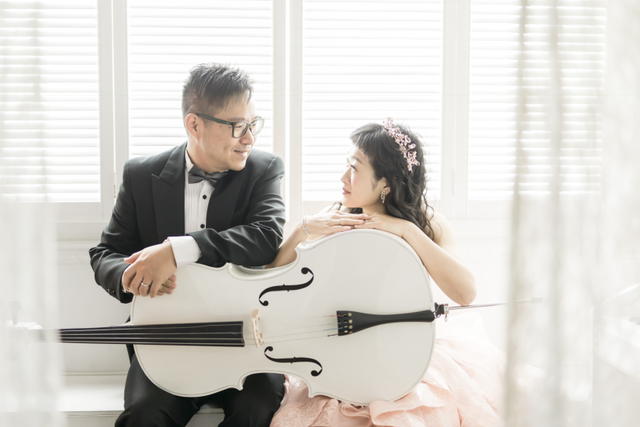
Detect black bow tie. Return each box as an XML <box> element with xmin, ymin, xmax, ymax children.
<box><xmin>188</xmin><ymin>166</ymin><xmax>228</xmax><ymax>186</ymax></box>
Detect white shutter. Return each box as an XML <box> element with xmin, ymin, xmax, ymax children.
<box><xmin>469</xmin><ymin>0</ymin><xmax>605</xmax><ymax>200</ymax></box>
<box><xmin>0</xmin><ymin>1</ymin><xmax>100</xmax><ymax>202</ymax></box>
<box><xmin>127</xmin><ymin>0</ymin><xmax>274</xmax><ymax>159</ymax></box>
<box><xmin>302</xmin><ymin>0</ymin><xmax>442</xmax><ymax>202</ymax></box>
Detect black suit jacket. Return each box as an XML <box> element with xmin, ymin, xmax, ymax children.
<box><xmin>89</xmin><ymin>142</ymin><xmax>286</xmax><ymax>304</ymax></box>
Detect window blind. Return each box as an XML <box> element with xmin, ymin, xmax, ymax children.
<box><xmin>469</xmin><ymin>0</ymin><xmax>605</xmax><ymax>199</ymax></box>
<box><xmin>0</xmin><ymin>1</ymin><xmax>100</xmax><ymax>202</ymax></box>
<box><xmin>302</xmin><ymin>0</ymin><xmax>442</xmax><ymax>202</ymax></box>
<box><xmin>127</xmin><ymin>0</ymin><xmax>274</xmax><ymax>160</ymax></box>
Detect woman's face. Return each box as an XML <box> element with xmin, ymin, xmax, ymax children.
<box><xmin>340</xmin><ymin>148</ymin><xmax>387</xmax><ymax>209</ymax></box>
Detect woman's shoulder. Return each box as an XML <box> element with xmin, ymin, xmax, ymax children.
<box><xmin>426</xmin><ymin>208</ymin><xmax>455</xmax><ymax>248</ymax></box>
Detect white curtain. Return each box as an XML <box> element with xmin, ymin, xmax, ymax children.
<box><xmin>506</xmin><ymin>1</ymin><xmax>640</xmax><ymax>426</ymax></box>
<box><xmin>0</xmin><ymin>3</ymin><xmax>63</xmax><ymax>427</ymax></box>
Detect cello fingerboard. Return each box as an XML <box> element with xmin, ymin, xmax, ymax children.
<box><xmin>59</xmin><ymin>321</ymin><xmax>244</xmax><ymax>347</ymax></box>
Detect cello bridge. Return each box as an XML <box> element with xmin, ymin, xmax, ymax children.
<box><xmin>251</xmin><ymin>309</ymin><xmax>264</xmax><ymax>346</ymax></box>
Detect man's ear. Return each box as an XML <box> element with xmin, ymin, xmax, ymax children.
<box><xmin>184</xmin><ymin>113</ymin><xmax>199</xmax><ymax>139</ymax></box>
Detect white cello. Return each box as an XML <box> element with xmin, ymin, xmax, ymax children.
<box><xmin>61</xmin><ymin>229</ymin><xmax>445</xmax><ymax>405</ymax></box>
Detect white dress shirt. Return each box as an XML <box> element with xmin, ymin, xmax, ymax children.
<box><xmin>166</xmin><ymin>150</ymin><xmax>218</xmax><ymax>266</ymax></box>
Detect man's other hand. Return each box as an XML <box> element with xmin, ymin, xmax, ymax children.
<box><xmin>122</xmin><ymin>241</ymin><xmax>178</xmax><ymax>297</ymax></box>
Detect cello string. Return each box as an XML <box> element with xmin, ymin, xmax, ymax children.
<box><xmin>247</xmin><ymin>318</ymin><xmax>436</xmax><ymax>344</ymax></box>
<box><xmin>70</xmin><ymin>317</ymin><xmax>338</xmax><ymax>332</ymax></box>
<box><xmin>62</xmin><ymin>312</ymin><xmax>359</xmax><ymax>336</ymax></box>
<box><xmin>62</xmin><ymin>310</ymin><xmax>430</xmax><ymax>343</ymax></box>
<box><xmin>61</xmin><ymin>323</ymin><xmax>243</xmax><ymax>333</ymax></box>
<box><xmin>62</xmin><ymin>328</ymin><xmax>339</xmax><ymax>346</ymax></box>
<box><xmin>63</xmin><ymin>320</ymin><xmax>435</xmax><ymax>346</ymax></box>
<box><xmin>60</xmin><ymin>318</ymin><xmax>338</xmax><ymax>336</ymax></box>
<box><xmin>62</xmin><ymin>327</ymin><xmax>338</xmax><ymax>341</ymax></box>
<box><xmin>61</xmin><ymin>323</ymin><xmax>341</xmax><ymax>344</ymax></box>
<box><xmin>60</xmin><ymin>312</ymin><xmax>438</xmax><ymax>345</ymax></box>
<box><xmin>60</xmin><ymin>317</ymin><xmax>341</xmax><ymax>338</ymax></box>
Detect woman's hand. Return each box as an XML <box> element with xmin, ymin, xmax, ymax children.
<box><xmin>302</xmin><ymin>211</ymin><xmax>370</xmax><ymax>239</ymax></box>
<box><xmin>354</xmin><ymin>213</ymin><xmax>412</xmax><ymax>238</ymax></box>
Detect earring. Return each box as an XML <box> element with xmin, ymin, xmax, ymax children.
<box><xmin>380</xmin><ymin>189</ymin><xmax>390</xmax><ymax>204</ymax></box>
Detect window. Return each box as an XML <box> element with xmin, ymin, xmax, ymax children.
<box><xmin>127</xmin><ymin>0</ymin><xmax>274</xmax><ymax>159</ymax></box>
<box><xmin>302</xmin><ymin>0</ymin><xmax>442</xmax><ymax>202</ymax></box>
<box><xmin>468</xmin><ymin>0</ymin><xmax>605</xmax><ymax>200</ymax></box>
<box><xmin>0</xmin><ymin>0</ymin><xmax>607</xmax><ymax>226</ymax></box>
<box><xmin>0</xmin><ymin>1</ymin><xmax>100</xmax><ymax>202</ymax></box>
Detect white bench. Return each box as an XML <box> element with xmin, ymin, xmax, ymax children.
<box><xmin>62</xmin><ymin>374</ymin><xmax>224</xmax><ymax>427</ymax></box>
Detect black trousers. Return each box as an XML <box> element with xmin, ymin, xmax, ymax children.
<box><xmin>115</xmin><ymin>355</ymin><xmax>285</xmax><ymax>427</ymax></box>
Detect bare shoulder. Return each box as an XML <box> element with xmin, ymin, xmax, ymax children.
<box><xmin>427</xmin><ymin>209</ymin><xmax>456</xmax><ymax>250</ymax></box>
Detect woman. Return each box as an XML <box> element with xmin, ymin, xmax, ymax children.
<box><xmin>268</xmin><ymin>119</ymin><xmax>503</xmax><ymax>427</ymax></box>
<box><xmin>269</xmin><ymin>119</ymin><xmax>474</xmax><ymax>305</ymax></box>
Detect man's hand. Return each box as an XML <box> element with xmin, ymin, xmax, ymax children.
<box><xmin>156</xmin><ymin>274</ymin><xmax>177</xmax><ymax>296</ymax></box>
<box><xmin>122</xmin><ymin>241</ymin><xmax>178</xmax><ymax>298</ymax></box>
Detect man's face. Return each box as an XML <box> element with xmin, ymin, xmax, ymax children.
<box><xmin>191</xmin><ymin>96</ymin><xmax>257</xmax><ymax>172</ymax></box>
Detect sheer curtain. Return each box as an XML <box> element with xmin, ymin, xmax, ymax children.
<box><xmin>0</xmin><ymin>3</ymin><xmax>63</xmax><ymax>427</ymax></box>
<box><xmin>505</xmin><ymin>1</ymin><xmax>640</xmax><ymax>426</ymax></box>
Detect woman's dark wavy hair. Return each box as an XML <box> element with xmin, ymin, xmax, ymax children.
<box><xmin>345</xmin><ymin>122</ymin><xmax>434</xmax><ymax>240</ymax></box>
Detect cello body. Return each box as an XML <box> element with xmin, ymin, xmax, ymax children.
<box><xmin>127</xmin><ymin>229</ymin><xmax>435</xmax><ymax>405</ymax></box>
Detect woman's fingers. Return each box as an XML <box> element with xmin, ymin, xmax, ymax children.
<box><xmin>350</xmin><ymin>212</ymin><xmax>371</xmax><ymax>218</ymax></box>
<box><xmin>323</xmin><ymin>216</ymin><xmax>367</xmax><ymax>229</ymax></box>
<box><xmin>335</xmin><ymin>212</ymin><xmax>370</xmax><ymax>220</ymax></box>
<box><xmin>354</xmin><ymin>221</ymin><xmax>376</xmax><ymax>229</ymax></box>
<box><xmin>336</xmin><ymin>218</ymin><xmax>367</xmax><ymax>226</ymax></box>
<box><xmin>305</xmin><ymin>211</ymin><xmax>372</xmax><ymax>238</ymax></box>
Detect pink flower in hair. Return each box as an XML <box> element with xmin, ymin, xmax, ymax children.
<box><xmin>382</xmin><ymin>118</ymin><xmax>420</xmax><ymax>173</ymax></box>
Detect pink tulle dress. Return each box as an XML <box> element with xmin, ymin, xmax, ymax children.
<box><xmin>270</xmin><ymin>313</ymin><xmax>504</xmax><ymax>427</ymax></box>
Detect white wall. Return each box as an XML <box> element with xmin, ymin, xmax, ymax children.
<box><xmin>58</xmin><ymin>239</ymin><xmax>131</xmax><ymax>373</ymax></box>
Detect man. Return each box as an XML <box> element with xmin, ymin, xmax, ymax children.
<box><xmin>89</xmin><ymin>64</ymin><xmax>285</xmax><ymax>427</ymax></box>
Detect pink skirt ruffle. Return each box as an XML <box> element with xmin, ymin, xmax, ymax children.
<box><xmin>270</xmin><ymin>318</ymin><xmax>504</xmax><ymax>427</ymax></box>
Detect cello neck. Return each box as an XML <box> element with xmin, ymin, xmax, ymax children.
<box><xmin>59</xmin><ymin>321</ymin><xmax>244</xmax><ymax>347</ymax></box>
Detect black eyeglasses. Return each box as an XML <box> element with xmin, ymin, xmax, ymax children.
<box><xmin>193</xmin><ymin>112</ymin><xmax>264</xmax><ymax>139</ymax></box>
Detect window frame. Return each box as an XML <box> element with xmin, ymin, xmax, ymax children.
<box><xmin>57</xmin><ymin>0</ymin><xmax>517</xmax><ymax>239</ymax></box>
<box><xmin>23</xmin><ymin>0</ymin><xmax>114</xmax><ymax>226</ymax></box>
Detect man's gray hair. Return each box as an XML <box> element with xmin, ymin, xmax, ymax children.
<box><xmin>182</xmin><ymin>63</ymin><xmax>253</xmax><ymax>117</ymax></box>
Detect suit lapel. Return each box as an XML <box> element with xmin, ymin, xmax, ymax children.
<box><xmin>206</xmin><ymin>169</ymin><xmax>244</xmax><ymax>231</ymax></box>
<box><xmin>152</xmin><ymin>143</ymin><xmax>186</xmax><ymax>240</ymax></box>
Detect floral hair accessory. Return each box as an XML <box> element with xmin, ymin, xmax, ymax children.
<box><xmin>382</xmin><ymin>118</ymin><xmax>420</xmax><ymax>173</ymax></box>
